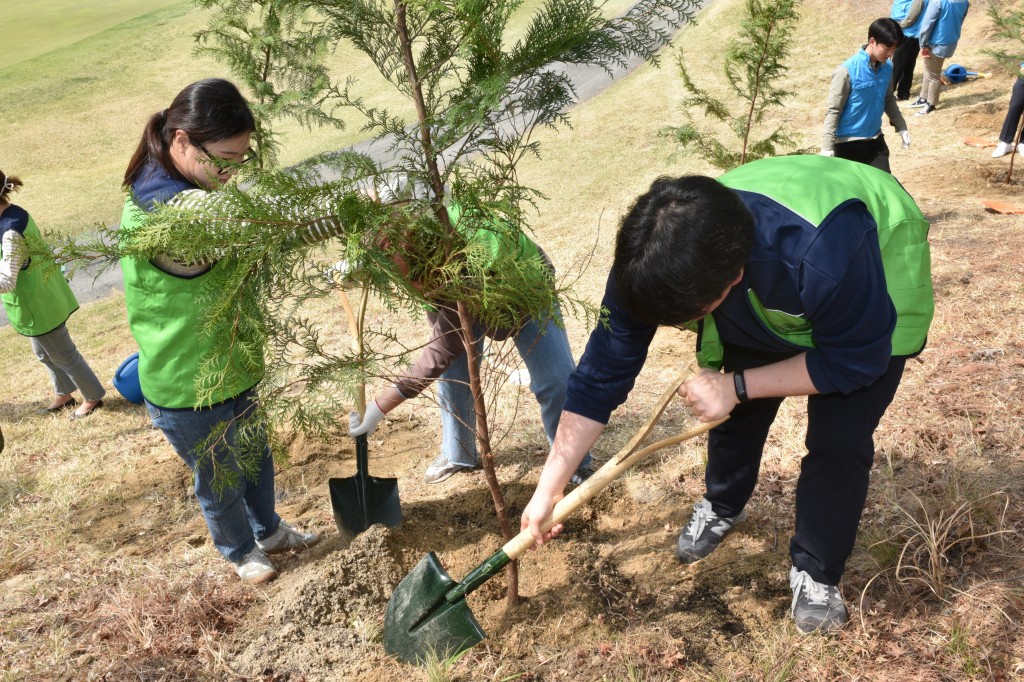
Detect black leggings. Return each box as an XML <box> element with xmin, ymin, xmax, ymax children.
<box><xmin>703</xmin><ymin>345</ymin><xmax>906</xmax><ymax>585</ymax></box>
<box><xmin>999</xmin><ymin>77</ymin><xmax>1024</xmax><ymax>145</ymax></box>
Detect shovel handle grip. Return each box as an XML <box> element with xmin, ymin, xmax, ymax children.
<box><xmin>336</xmin><ymin>288</ymin><xmax>367</xmax><ymax>418</ymax></box>
<box><xmin>502</xmin><ymin>415</ymin><xmax>725</xmax><ymax>562</ymax></box>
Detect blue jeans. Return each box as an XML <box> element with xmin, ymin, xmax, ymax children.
<box><xmin>436</xmin><ymin>307</ymin><xmax>592</xmax><ymax>471</ymax></box>
<box><xmin>145</xmin><ymin>389</ymin><xmax>279</xmax><ymax>564</ymax></box>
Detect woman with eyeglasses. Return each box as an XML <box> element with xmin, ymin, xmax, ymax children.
<box><xmin>120</xmin><ymin>78</ymin><xmax>319</xmax><ymax>584</ymax></box>
<box><xmin>1</xmin><ymin>170</ymin><xmax>106</xmax><ymax>419</ymax></box>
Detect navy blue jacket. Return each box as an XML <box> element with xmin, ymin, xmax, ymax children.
<box><xmin>564</xmin><ymin>195</ymin><xmax>897</xmax><ymax>425</ymax></box>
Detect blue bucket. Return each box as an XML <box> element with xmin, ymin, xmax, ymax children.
<box><xmin>113</xmin><ymin>352</ymin><xmax>144</xmax><ymax>405</ymax></box>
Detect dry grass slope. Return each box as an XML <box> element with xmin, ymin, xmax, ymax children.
<box><xmin>2</xmin><ymin>0</ymin><xmax>1024</xmax><ymax>680</ymax></box>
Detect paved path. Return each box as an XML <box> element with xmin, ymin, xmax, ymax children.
<box><xmin>1</xmin><ymin>0</ymin><xmax>709</xmax><ymax>327</ymax></box>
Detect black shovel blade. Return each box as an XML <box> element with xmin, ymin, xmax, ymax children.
<box><xmin>329</xmin><ymin>475</ymin><xmax>402</xmax><ymax>540</ymax></box>
<box><xmin>383</xmin><ymin>552</ymin><xmax>485</xmax><ymax>665</ymax></box>
<box><xmin>328</xmin><ymin>434</ymin><xmax>401</xmax><ymax>542</ymax></box>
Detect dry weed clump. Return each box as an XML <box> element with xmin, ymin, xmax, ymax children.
<box><xmin>78</xmin><ymin>562</ymin><xmax>254</xmax><ymax>680</ymax></box>
<box><xmin>862</xmin><ymin>471</ymin><xmax>1011</xmax><ymax>597</ymax></box>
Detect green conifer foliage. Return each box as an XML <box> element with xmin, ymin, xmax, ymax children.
<box><xmin>40</xmin><ymin>0</ymin><xmax>701</xmax><ymax>605</ymax></box>
<box><xmin>667</xmin><ymin>0</ymin><xmax>801</xmax><ymax>169</ymax></box>
<box><xmin>194</xmin><ymin>0</ymin><xmax>344</xmax><ymax>167</ymax></box>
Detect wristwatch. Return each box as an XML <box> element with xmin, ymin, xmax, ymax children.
<box><xmin>733</xmin><ymin>370</ymin><xmax>751</xmax><ymax>403</ymax></box>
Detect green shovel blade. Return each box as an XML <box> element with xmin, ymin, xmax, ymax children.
<box><xmin>383</xmin><ymin>552</ymin><xmax>486</xmax><ymax>665</ymax></box>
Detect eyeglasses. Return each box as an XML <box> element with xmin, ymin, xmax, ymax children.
<box><xmin>196</xmin><ymin>143</ymin><xmax>258</xmax><ymax>168</ymax></box>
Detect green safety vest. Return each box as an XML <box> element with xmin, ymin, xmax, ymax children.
<box><xmin>1</xmin><ymin>217</ymin><xmax>79</xmax><ymax>337</ymax></box>
<box><xmin>447</xmin><ymin>203</ymin><xmax>542</xmax><ymax>266</ymax></box>
<box><xmin>691</xmin><ymin>156</ymin><xmax>934</xmax><ymax>369</ymax></box>
<box><xmin>119</xmin><ymin>198</ymin><xmax>264</xmax><ymax>408</ymax></box>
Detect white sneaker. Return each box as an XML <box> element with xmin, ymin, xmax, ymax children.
<box><xmin>256</xmin><ymin>520</ymin><xmax>321</xmax><ymax>554</ymax></box>
<box><xmin>423</xmin><ymin>454</ymin><xmax>476</xmax><ymax>484</ymax></box>
<box><xmin>993</xmin><ymin>141</ymin><xmax>1013</xmax><ymax>158</ymax></box>
<box><xmin>905</xmin><ymin>96</ymin><xmax>928</xmax><ymax>109</ymax></box>
<box><xmin>236</xmin><ymin>548</ymin><xmax>278</xmax><ymax>584</ymax></box>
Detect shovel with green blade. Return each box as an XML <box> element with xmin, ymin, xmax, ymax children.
<box><xmin>383</xmin><ymin>369</ymin><xmax>724</xmax><ymax>664</ymax></box>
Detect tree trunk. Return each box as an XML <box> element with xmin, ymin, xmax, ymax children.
<box><xmin>394</xmin><ymin>0</ymin><xmax>521</xmax><ymax>606</ymax></box>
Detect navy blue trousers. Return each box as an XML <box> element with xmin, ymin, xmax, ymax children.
<box><xmin>704</xmin><ymin>344</ymin><xmax>906</xmax><ymax>585</ymax></box>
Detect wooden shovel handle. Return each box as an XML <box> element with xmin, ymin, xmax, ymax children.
<box><xmin>336</xmin><ymin>287</ymin><xmax>367</xmax><ymax>418</ymax></box>
<box><xmin>614</xmin><ymin>367</ymin><xmax>691</xmax><ymax>462</ymax></box>
<box><xmin>502</xmin><ymin>370</ymin><xmax>725</xmax><ymax>561</ymax></box>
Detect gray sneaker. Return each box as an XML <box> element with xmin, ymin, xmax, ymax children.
<box><xmin>423</xmin><ymin>454</ymin><xmax>476</xmax><ymax>484</ymax></box>
<box><xmin>789</xmin><ymin>566</ymin><xmax>848</xmax><ymax>634</ymax></box>
<box><xmin>256</xmin><ymin>520</ymin><xmax>321</xmax><ymax>554</ymax></box>
<box><xmin>567</xmin><ymin>461</ymin><xmax>596</xmax><ymax>487</ymax></box>
<box><xmin>236</xmin><ymin>548</ymin><xmax>277</xmax><ymax>584</ymax></box>
<box><xmin>676</xmin><ymin>498</ymin><xmax>747</xmax><ymax>563</ymax></box>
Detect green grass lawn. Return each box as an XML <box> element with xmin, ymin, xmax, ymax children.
<box><xmin>0</xmin><ymin>0</ymin><xmax>186</xmax><ymax>69</ymax></box>
<box><xmin>0</xmin><ymin>0</ymin><xmax>636</xmax><ymax>238</ymax></box>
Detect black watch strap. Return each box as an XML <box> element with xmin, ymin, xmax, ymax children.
<box><xmin>733</xmin><ymin>369</ymin><xmax>751</xmax><ymax>403</ymax></box>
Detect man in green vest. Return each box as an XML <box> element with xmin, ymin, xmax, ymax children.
<box><xmin>521</xmin><ymin>155</ymin><xmax>934</xmax><ymax>634</ymax></box>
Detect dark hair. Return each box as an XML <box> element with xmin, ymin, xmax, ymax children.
<box><xmin>611</xmin><ymin>176</ymin><xmax>754</xmax><ymax>326</ymax></box>
<box><xmin>0</xmin><ymin>170</ymin><xmax>23</xmax><ymax>207</ymax></box>
<box><xmin>123</xmin><ymin>78</ymin><xmax>255</xmax><ymax>189</ymax></box>
<box><xmin>869</xmin><ymin>17</ymin><xmax>904</xmax><ymax>48</ymax></box>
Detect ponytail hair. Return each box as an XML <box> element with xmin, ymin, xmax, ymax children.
<box><xmin>122</xmin><ymin>78</ymin><xmax>256</xmax><ymax>189</ymax></box>
<box><xmin>0</xmin><ymin>169</ymin><xmax>23</xmax><ymax>207</ymax></box>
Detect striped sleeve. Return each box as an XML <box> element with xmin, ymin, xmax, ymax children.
<box><xmin>169</xmin><ymin>189</ymin><xmax>345</xmax><ymax>246</ymax></box>
<box><xmin>0</xmin><ymin>230</ymin><xmax>27</xmax><ymax>294</ymax></box>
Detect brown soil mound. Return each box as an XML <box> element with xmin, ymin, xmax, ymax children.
<box><xmin>230</xmin><ymin>526</ymin><xmax>412</xmax><ymax>679</ymax></box>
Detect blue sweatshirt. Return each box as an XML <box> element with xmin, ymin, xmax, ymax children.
<box><xmin>564</xmin><ymin>196</ymin><xmax>897</xmax><ymax>425</ymax></box>
<box><xmin>919</xmin><ymin>0</ymin><xmax>969</xmax><ymax>58</ymax></box>
<box><xmin>130</xmin><ymin>163</ymin><xmax>198</xmax><ymax>211</ymax></box>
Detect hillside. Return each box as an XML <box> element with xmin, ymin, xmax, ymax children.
<box><xmin>1</xmin><ymin>0</ymin><xmax>1023</xmax><ymax>680</ymax></box>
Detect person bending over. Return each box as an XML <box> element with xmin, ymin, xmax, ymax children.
<box><xmin>521</xmin><ymin>155</ymin><xmax>934</xmax><ymax>635</ymax></box>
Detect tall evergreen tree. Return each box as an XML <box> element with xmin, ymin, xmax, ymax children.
<box><xmin>43</xmin><ymin>0</ymin><xmax>701</xmax><ymax>605</ymax></box>
<box><xmin>194</xmin><ymin>0</ymin><xmax>344</xmax><ymax>167</ymax></box>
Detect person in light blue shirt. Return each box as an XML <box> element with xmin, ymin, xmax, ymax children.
<box><xmin>908</xmin><ymin>0</ymin><xmax>970</xmax><ymax>115</ymax></box>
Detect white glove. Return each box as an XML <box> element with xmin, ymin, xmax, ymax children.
<box><xmin>819</xmin><ymin>149</ymin><xmax>835</xmax><ymax>157</ymax></box>
<box><xmin>348</xmin><ymin>401</ymin><xmax>386</xmax><ymax>437</ymax></box>
<box><xmin>900</xmin><ymin>130</ymin><xmax>911</xmax><ymax>149</ymax></box>
<box><xmin>325</xmin><ymin>258</ymin><xmax>360</xmax><ymax>286</ymax></box>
